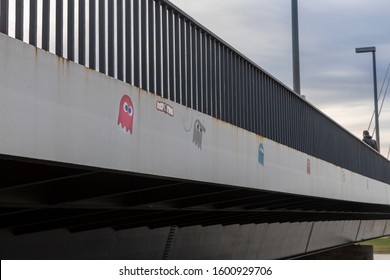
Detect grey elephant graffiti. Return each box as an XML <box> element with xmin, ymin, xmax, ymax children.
<box><xmin>193</xmin><ymin>119</ymin><xmax>206</xmax><ymax>149</ymax></box>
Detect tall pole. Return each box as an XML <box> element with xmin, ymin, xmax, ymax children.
<box><xmin>372</xmin><ymin>51</ymin><xmax>380</xmax><ymax>151</ymax></box>
<box><xmin>291</xmin><ymin>0</ymin><xmax>301</xmax><ymax>95</ymax></box>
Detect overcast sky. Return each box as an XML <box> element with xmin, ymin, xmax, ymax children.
<box><xmin>169</xmin><ymin>0</ymin><xmax>390</xmax><ymax>157</ymax></box>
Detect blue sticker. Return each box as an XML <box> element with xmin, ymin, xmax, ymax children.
<box><xmin>258</xmin><ymin>143</ymin><xmax>264</xmax><ymax>166</ymax></box>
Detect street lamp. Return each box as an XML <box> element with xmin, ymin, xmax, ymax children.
<box><xmin>355</xmin><ymin>46</ymin><xmax>380</xmax><ymax>152</ymax></box>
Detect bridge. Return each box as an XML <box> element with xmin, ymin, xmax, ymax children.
<box><xmin>0</xmin><ymin>0</ymin><xmax>389</xmax><ymax>260</ymax></box>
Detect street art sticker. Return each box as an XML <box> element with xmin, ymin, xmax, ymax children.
<box><xmin>156</xmin><ymin>101</ymin><xmax>174</xmax><ymax>117</ymax></box>
<box><xmin>118</xmin><ymin>95</ymin><xmax>134</xmax><ymax>134</ymax></box>
<box><xmin>306</xmin><ymin>158</ymin><xmax>311</xmax><ymax>175</ymax></box>
<box><xmin>258</xmin><ymin>143</ymin><xmax>264</xmax><ymax>166</ymax></box>
<box><xmin>193</xmin><ymin>119</ymin><xmax>206</xmax><ymax>149</ymax></box>
<box><xmin>184</xmin><ymin>115</ymin><xmax>206</xmax><ymax>150</ymax></box>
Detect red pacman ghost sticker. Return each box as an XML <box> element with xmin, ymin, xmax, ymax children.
<box><xmin>118</xmin><ymin>95</ymin><xmax>134</xmax><ymax>134</ymax></box>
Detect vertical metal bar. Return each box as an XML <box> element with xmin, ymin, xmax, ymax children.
<box><xmin>125</xmin><ymin>0</ymin><xmax>131</xmax><ymax>84</ymax></box>
<box><xmin>148</xmin><ymin>0</ymin><xmax>155</xmax><ymax>93</ymax></box>
<box><xmin>15</xmin><ymin>0</ymin><xmax>23</xmax><ymax>40</ymax></box>
<box><xmin>155</xmin><ymin>1</ymin><xmax>161</xmax><ymax>95</ymax></box>
<box><xmin>79</xmin><ymin>0</ymin><xmax>86</xmax><ymax>65</ymax></box>
<box><xmin>216</xmin><ymin>42</ymin><xmax>220</xmax><ymax>119</ymax></box>
<box><xmin>117</xmin><ymin>0</ymin><xmax>123</xmax><ymax>80</ymax></box>
<box><xmin>89</xmin><ymin>0</ymin><xmax>96</xmax><ymax>69</ymax></box>
<box><xmin>191</xmin><ymin>25</ymin><xmax>197</xmax><ymax>110</ymax></box>
<box><xmin>207</xmin><ymin>36</ymin><xmax>212</xmax><ymax>116</ymax></box>
<box><xmin>133</xmin><ymin>0</ymin><xmax>140</xmax><ymax>86</ymax></box>
<box><xmin>0</xmin><ymin>0</ymin><xmax>8</xmax><ymax>34</ymax></box>
<box><xmin>141</xmin><ymin>0</ymin><xmax>147</xmax><ymax>89</ymax></box>
<box><xmin>29</xmin><ymin>0</ymin><xmax>37</xmax><ymax>45</ymax></box>
<box><xmin>211</xmin><ymin>40</ymin><xmax>216</xmax><ymax>118</ymax></box>
<box><xmin>162</xmin><ymin>4</ymin><xmax>168</xmax><ymax>98</ymax></box>
<box><xmin>108</xmin><ymin>0</ymin><xmax>114</xmax><ymax>77</ymax></box>
<box><xmin>196</xmin><ymin>30</ymin><xmax>202</xmax><ymax>112</ymax></box>
<box><xmin>56</xmin><ymin>0</ymin><xmax>63</xmax><ymax>56</ymax></box>
<box><xmin>180</xmin><ymin>17</ymin><xmax>186</xmax><ymax>106</ymax></box>
<box><xmin>202</xmin><ymin>32</ymin><xmax>209</xmax><ymax>114</ymax></box>
<box><xmin>174</xmin><ymin>13</ymin><xmax>181</xmax><ymax>104</ymax></box>
<box><xmin>168</xmin><ymin>8</ymin><xmax>174</xmax><ymax>101</ymax></box>
<box><xmin>98</xmin><ymin>0</ymin><xmax>105</xmax><ymax>74</ymax></box>
<box><xmin>68</xmin><ymin>0</ymin><xmax>75</xmax><ymax>61</ymax></box>
<box><xmin>186</xmin><ymin>21</ymin><xmax>192</xmax><ymax>107</ymax></box>
<box><xmin>42</xmin><ymin>0</ymin><xmax>50</xmax><ymax>51</ymax></box>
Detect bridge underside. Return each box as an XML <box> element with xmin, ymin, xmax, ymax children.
<box><xmin>2</xmin><ymin>155</ymin><xmax>390</xmax><ymax>234</ymax></box>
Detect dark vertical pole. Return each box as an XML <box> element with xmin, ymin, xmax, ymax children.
<box><xmin>108</xmin><ymin>0</ymin><xmax>114</xmax><ymax>77</ymax></box>
<box><xmin>68</xmin><ymin>0</ymin><xmax>75</xmax><ymax>61</ymax></box>
<box><xmin>168</xmin><ymin>8</ymin><xmax>174</xmax><ymax>101</ymax></box>
<box><xmin>89</xmin><ymin>0</ymin><xmax>96</xmax><ymax>69</ymax></box>
<box><xmin>292</xmin><ymin>0</ymin><xmax>301</xmax><ymax>94</ymax></box>
<box><xmin>0</xmin><ymin>0</ymin><xmax>8</xmax><ymax>34</ymax></box>
<box><xmin>148</xmin><ymin>0</ymin><xmax>155</xmax><ymax>93</ymax></box>
<box><xmin>125</xmin><ymin>0</ymin><xmax>132</xmax><ymax>84</ymax></box>
<box><xmin>174</xmin><ymin>13</ymin><xmax>181</xmax><ymax>104</ymax></box>
<box><xmin>15</xmin><ymin>0</ymin><xmax>23</xmax><ymax>40</ymax></box>
<box><xmin>56</xmin><ymin>0</ymin><xmax>63</xmax><ymax>56</ymax></box>
<box><xmin>196</xmin><ymin>30</ymin><xmax>201</xmax><ymax>112</ymax></box>
<box><xmin>141</xmin><ymin>0</ymin><xmax>147</xmax><ymax>90</ymax></box>
<box><xmin>117</xmin><ymin>0</ymin><xmax>123</xmax><ymax>81</ymax></box>
<box><xmin>133</xmin><ymin>0</ymin><xmax>140</xmax><ymax>87</ymax></box>
<box><xmin>79</xmin><ymin>0</ymin><xmax>86</xmax><ymax>65</ymax></box>
<box><xmin>42</xmin><ymin>0</ymin><xmax>50</xmax><ymax>51</ymax></box>
<box><xmin>99</xmin><ymin>0</ymin><xmax>106</xmax><ymax>74</ymax></box>
<box><xmin>29</xmin><ymin>0</ymin><xmax>37</xmax><ymax>45</ymax></box>
<box><xmin>155</xmin><ymin>1</ymin><xmax>161</xmax><ymax>95</ymax></box>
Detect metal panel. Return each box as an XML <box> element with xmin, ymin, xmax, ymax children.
<box><xmin>133</xmin><ymin>0</ymin><xmax>140</xmax><ymax>87</ymax></box>
<box><xmin>15</xmin><ymin>0</ymin><xmax>23</xmax><ymax>40</ymax></box>
<box><xmin>161</xmin><ymin>4</ymin><xmax>168</xmax><ymax>99</ymax></box>
<box><xmin>155</xmin><ymin>0</ymin><xmax>161</xmax><ymax>96</ymax></box>
<box><xmin>180</xmin><ymin>16</ymin><xmax>186</xmax><ymax>106</ymax></box>
<box><xmin>141</xmin><ymin>0</ymin><xmax>147</xmax><ymax>90</ymax></box>
<box><xmin>56</xmin><ymin>0</ymin><xmax>63</xmax><ymax>56</ymax></box>
<box><xmin>168</xmin><ymin>8</ymin><xmax>174</xmax><ymax>101</ymax></box>
<box><xmin>29</xmin><ymin>0</ymin><xmax>37</xmax><ymax>45</ymax></box>
<box><xmin>42</xmin><ymin>0</ymin><xmax>50</xmax><ymax>51</ymax></box>
<box><xmin>148</xmin><ymin>0</ymin><xmax>155</xmax><ymax>93</ymax></box>
<box><xmin>98</xmin><ymin>0</ymin><xmax>105</xmax><ymax>74</ymax></box>
<box><xmin>174</xmin><ymin>12</ymin><xmax>180</xmax><ymax>104</ymax></box>
<box><xmin>186</xmin><ymin>21</ymin><xmax>192</xmax><ymax>107</ymax></box>
<box><xmin>0</xmin><ymin>0</ymin><xmax>8</xmax><ymax>34</ymax></box>
<box><xmin>79</xmin><ymin>0</ymin><xmax>86</xmax><ymax>66</ymax></box>
<box><xmin>68</xmin><ymin>0</ymin><xmax>75</xmax><ymax>61</ymax></box>
<box><xmin>108</xmin><ymin>0</ymin><xmax>115</xmax><ymax>77</ymax></box>
<box><xmin>125</xmin><ymin>0</ymin><xmax>131</xmax><ymax>83</ymax></box>
<box><xmin>116</xmin><ymin>0</ymin><xmax>123</xmax><ymax>81</ymax></box>
<box><xmin>89</xmin><ymin>0</ymin><xmax>96</xmax><ymax>70</ymax></box>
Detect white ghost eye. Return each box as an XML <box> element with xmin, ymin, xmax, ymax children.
<box><xmin>128</xmin><ymin>106</ymin><xmax>133</xmax><ymax>117</ymax></box>
<box><xmin>123</xmin><ymin>102</ymin><xmax>129</xmax><ymax>112</ymax></box>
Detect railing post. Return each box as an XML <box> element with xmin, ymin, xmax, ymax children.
<box><xmin>0</xmin><ymin>0</ymin><xmax>8</xmax><ymax>35</ymax></box>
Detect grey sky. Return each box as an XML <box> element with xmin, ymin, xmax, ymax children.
<box><xmin>169</xmin><ymin>0</ymin><xmax>390</xmax><ymax>157</ymax></box>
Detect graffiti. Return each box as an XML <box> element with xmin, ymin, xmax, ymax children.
<box><xmin>156</xmin><ymin>101</ymin><xmax>174</xmax><ymax>117</ymax></box>
<box><xmin>306</xmin><ymin>158</ymin><xmax>311</xmax><ymax>175</ymax></box>
<box><xmin>118</xmin><ymin>95</ymin><xmax>134</xmax><ymax>134</ymax></box>
<box><xmin>193</xmin><ymin>119</ymin><xmax>206</xmax><ymax>149</ymax></box>
<box><xmin>258</xmin><ymin>143</ymin><xmax>264</xmax><ymax>166</ymax></box>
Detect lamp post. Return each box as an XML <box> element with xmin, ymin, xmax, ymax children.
<box><xmin>291</xmin><ymin>0</ymin><xmax>301</xmax><ymax>95</ymax></box>
<box><xmin>355</xmin><ymin>46</ymin><xmax>380</xmax><ymax>152</ymax></box>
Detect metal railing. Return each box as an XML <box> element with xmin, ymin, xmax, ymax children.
<box><xmin>0</xmin><ymin>0</ymin><xmax>389</xmax><ymax>184</ymax></box>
